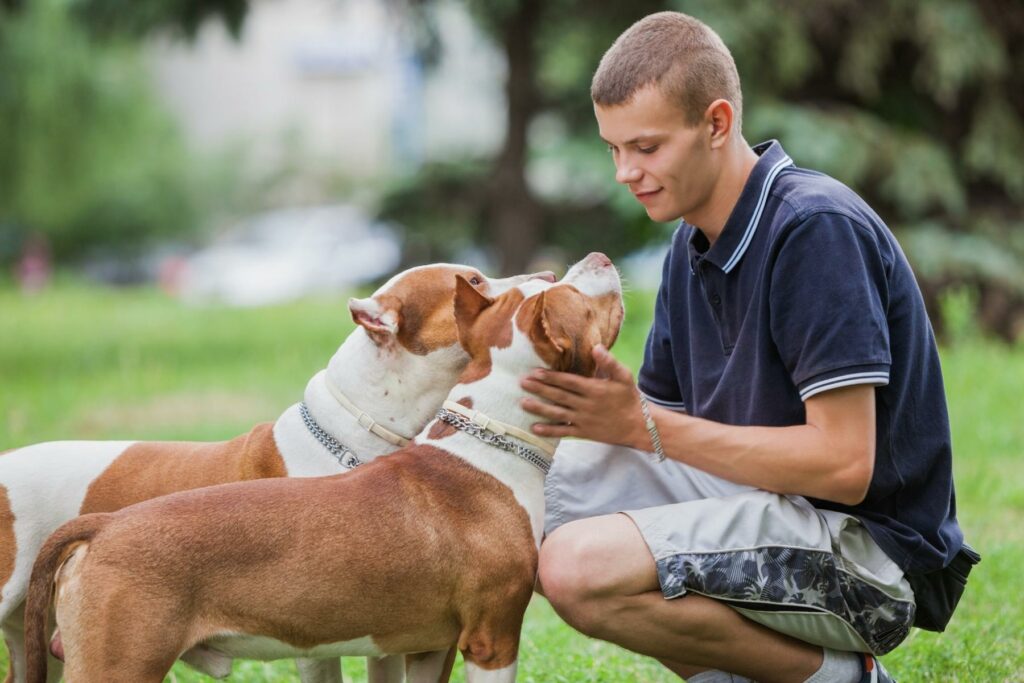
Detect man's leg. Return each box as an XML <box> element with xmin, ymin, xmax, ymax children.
<box><xmin>539</xmin><ymin>513</ymin><xmax>823</xmax><ymax>683</ymax></box>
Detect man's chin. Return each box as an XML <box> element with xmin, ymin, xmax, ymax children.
<box><xmin>644</xmin><ymin>206</ymin><xmax>683</xmax><ymax>223</ymax></box>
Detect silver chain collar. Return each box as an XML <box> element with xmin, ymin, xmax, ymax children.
<box><xmin>299</xmin><ymin>402</ymin><xmax>364</xmax><ymax>470</ymax></box>
<box><xmin>436</xmin><ymin>408</ymin><xmax>551</xmax><ymax>475</ymax></box>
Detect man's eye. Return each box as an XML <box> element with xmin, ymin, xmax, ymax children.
<box><xmin>638</xmin><ymin>145</ymin><xmax>659</xmax><ymax>154</ymax></box>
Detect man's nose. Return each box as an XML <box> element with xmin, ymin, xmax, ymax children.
<box><xmin>615</xmin><ymin>162</ymin><xmax>642</xmax><ymax>185</ymax></box>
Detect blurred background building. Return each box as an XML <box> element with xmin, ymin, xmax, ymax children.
<box><xmin>147</xmin><ymin>0</ymin><xmax>505</xmax><ymax>180</ymax></box>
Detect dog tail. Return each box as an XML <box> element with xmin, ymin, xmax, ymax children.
<box><xmin>24</xmin><ymin>512</ymin><xmax>111</xmax><ymax>683</ymax></box>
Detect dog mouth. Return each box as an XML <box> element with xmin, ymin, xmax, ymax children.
<box><xmin>563</xmin><ymin>252</ymin><xmax>621</xmax><ymax>290</ymax></box>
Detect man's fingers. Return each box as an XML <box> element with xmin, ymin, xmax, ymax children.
<box><xmin>594</xmin><ymin>345</ymin><xmax>633</xmax><ymax>383</ymax></box>
<box><xmin>521</xmin><ymin>397</ymin><xmax>575</xmax><ymax>423</ymax></box>
<box><xmin>532</xmin><ymin>422</ymin><xmax>579</xmax><ymax>439</ymax></box>
<box><xmin>520</xmin><ymin>377</ymin><xmax>584</xmax><ymax>409</ymax></box>
<box><xmin>525</xmin><ymin>368</ymin><xmax>592</xmax><ymax>394</ymax></box>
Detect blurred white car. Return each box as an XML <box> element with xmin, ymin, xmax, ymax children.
<box><xmin>174</xmin><ymin>205</ymin><xmax>402</xmax><ymax>306</ymax></box>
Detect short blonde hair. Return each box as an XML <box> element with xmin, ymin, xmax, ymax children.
<box><xmin>591</xmin><ymin>12</ymin><xmax>743</xmax><ymax>131</ymax></box>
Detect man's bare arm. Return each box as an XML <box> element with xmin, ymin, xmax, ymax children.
<box><xmin>521</xmin><ymin>346</ymin><xmax>875</xmax><ymax>505</ymax></box>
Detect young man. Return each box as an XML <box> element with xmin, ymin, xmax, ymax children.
<box><xmin>521</xmin><ymin>12</ymin><xmax>968</xmax><ymax>683</ymax></box>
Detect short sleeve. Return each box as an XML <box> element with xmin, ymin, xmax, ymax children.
<box><xmin>769</xmin><ymin>213</ymin><xmax>892</xmax><ymax>401</ymax></box>
<box><xmin>638</xmin><ymin>246</ymin><xmax>686</xmax><ymax>410</ymax></box>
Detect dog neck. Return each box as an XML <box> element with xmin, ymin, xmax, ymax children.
<box><xmin>416</xmin><ymin>347</ymin><xmax>562</xmax><ymax>546</ymax></box>
<box><xmin>277</xmin><ymin>328</ymin><xmax>466</xmax><ymax>473</ymax></box>
<box><xmin>446</xmin><ymin>355</ymin><xmax>560</xmax><ymax>461</ymax></box>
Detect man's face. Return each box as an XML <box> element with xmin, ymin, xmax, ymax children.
<box><xmin>595</xmin><ymin>84</ymin><xmax>717</xmax><ymax>224</ymax></box>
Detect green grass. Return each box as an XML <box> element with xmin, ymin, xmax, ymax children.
<box><xmin>1</xmin><ymin>282</ymin><xmax>1021</xmax><ymax>681</ymax></box>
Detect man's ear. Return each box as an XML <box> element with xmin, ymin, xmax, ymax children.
<box><xmin>453</xmin><ymin>274</ymin><xmax>495</xmax><ymax>346</ymax></box>
<box><xmin>705</xmin><ymin>98</ymin><xmax>734</xmax><ymax>148</ymax></box>
<box><xmin>349</xmin><ymin>296</ymin><xmax>399</xmax><ymax>346</ymax></box>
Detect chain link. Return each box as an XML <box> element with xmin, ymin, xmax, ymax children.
<box><xmin>300</xmin><ymin>402</ymin><xmax>364</xmax><ymax>470</ymax></box>
<box><xmin>300</xmin><ymin>403</ymin><xmax>551</xmax><ymax>475</ymax></box>
<box><xmin>436</xmin><ymin>409</ymin><xmax>551</xmax><ymax>475</ymax></box>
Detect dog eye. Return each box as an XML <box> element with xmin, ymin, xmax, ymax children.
<box><xmin>469</xmin><ymin>276</ymin><xmax>482</xmax><ymax>285</ymax></box>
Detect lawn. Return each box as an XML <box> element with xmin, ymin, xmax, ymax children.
<box><xmin>1</xmin><ymin>281</ymin><xmax>1021</xmax><ymax>682</ymax></box>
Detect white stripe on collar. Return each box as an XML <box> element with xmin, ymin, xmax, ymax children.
<box><xmin>722</xmin><ymin>155</ymin><xmax>793</xmax><ymax>273</ymax></box>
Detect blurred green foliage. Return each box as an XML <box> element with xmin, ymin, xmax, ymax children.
<box><xmin>384</xmin><ymin>0</ymin><xmax>1024</xmax><ymax>340</ymax></box>
<box><xmin>1</xmin><ymin>0</ymin><xmax>1021</xmax><ymax>338</ymax></box>
<box><xmin>1</xmin><ymin>0</ymin><xmax>247</xmax><ymax>39</ymax></box>
<box><xmin>0</xmin><ymin>0</ymin><xmax>202</xmax><ymax>263</ymax></box>
<box><xmin>706</xmin><ymin>0</ymin><xmax>1024</xmax><ymax>339</ymax></box>
<box><xmin>379</xmin><ymin>153</ymin><xmax>672</xmax><ymax>270</ymax></box>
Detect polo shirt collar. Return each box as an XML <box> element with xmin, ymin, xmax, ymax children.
<box><xmin>687</xmin><ymin>140</ymin><xmax>793</xmax><ymax>274</ymax></box>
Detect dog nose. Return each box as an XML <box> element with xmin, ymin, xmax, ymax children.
<box><xmin>585</xmin><ymin>252</ymin><xmax>613</xmax><ymax>268</ymax></box>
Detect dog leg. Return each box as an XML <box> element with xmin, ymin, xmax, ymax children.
<box><xmin>463</xmin><ymin>660</ymin><xmax>517</xmax><ymax>683</ymax></box>
<box><xmin>3</xmin><ymin>602</ymin><xmax>63</xmax><ymax>683</ymax></box>
<box><xmin>368</xmin><ymin>654</ymin><xmax>406</xmax><ymax>683</ymax></box>
<box><xmin>2</xmin><ymin>613</ymin><xmax>25</xmax><ymax>683</ymax></box>
<box><xmin>296</xmin><ymin>657</ymin><xmax>343</xmax><ymax>683</ymax></box>
<box><xmin>406</xmin><ymin>648</ymin><xmax>456</xmax><ymax>683</ymax></box>
<box><xmin>180</xmin><ymin>644</ymin><xmax>233</xmax><ymax>679</ymax></box>
<box><xmin>53</xmin><ymin>577</ymin><xmax>182</xmax><ymax>683</ymax></box>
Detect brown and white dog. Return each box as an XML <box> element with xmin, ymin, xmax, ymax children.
<box><xmin>23</xmin><ymin>252</ymin><xmax>623</xmax><ymax>683</ymax></box>
<box><xmin>0</xmin><ymin>263</ymin><xmax>552</xmax><ymax>683</ymax></box>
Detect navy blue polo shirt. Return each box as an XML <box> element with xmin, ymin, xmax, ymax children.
<box><xmin>638</xmin><ymin>140</ymin><xmax>962</xmax><ymax>575</ymax></box>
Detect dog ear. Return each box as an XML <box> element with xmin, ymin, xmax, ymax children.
<box><xmin>518</xmin><ymin>287</ymin><xmax>597</xmax><ymax>375</ymax></box>
<box><xmin>597</xmin><ymin>293</ymin><xmax>625</xmax><ymax>351</ymax></box>
<box><xmin>518</xmin><ymin>290</ymin><xmax>568</xmax><ymax>371</ymax></box>
<box><xmin>453</xmin><ymin>274</ymin><xmax>494</xmax><ymax>335</ymax></box>
<box><xmin>349</xmin><ymin>296</ymin><xmax>399</xmax><ymax>346</ymax></box>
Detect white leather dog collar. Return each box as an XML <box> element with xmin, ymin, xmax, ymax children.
<box><xmin>326</xmin><ymin>381</ymin><xmax>412</xmax><ymax>448</ymax></box>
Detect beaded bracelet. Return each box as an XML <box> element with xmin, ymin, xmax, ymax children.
<box><xmin>637</xmin><ymin>394</ymin><xmax>666</xmax><ymax>463</ymax></box>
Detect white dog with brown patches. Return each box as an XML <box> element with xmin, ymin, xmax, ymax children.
<box><xmin>0</xmin><ymin>263</ymin><xmax>551</xmax><ymax>683</ymax></box>
<box><xmin>23</xmin><ymin>252</ymin><xmax>623</xmax><ymax>683</ymax></box>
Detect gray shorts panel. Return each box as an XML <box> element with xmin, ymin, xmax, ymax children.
<box><xmin>544</xmin><ymin>438</ymin><xmax>754</xmax><ymax>537</ymax></box>
<box><xmin>545</xmin><ymin>441</ymin><xmax>915</xmax><ymax>656</ymax></box>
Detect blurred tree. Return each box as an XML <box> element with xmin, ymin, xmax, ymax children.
<box><xmin>384</xmin><ymin>0</ymin><xmax>1024</xmax><ymax>339</ymax></box>
<box><xmin>0</xmin><ymin>0</ymin><xmax>203</xmax><ymax>266</ymax></box>
<box><xmin>381</xmin><ymin>0</ymin><xmax>671</xmax><ymax>276</ymax></box>
<box><xmin>4</xmin><ymin>0</ymin><xmax>1019</xmax><ymax>338</ymax></box>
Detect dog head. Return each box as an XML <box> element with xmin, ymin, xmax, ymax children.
<box><xmin>348</xmin><ymin>264</ymin><xmax>556</xmax><ymax>357</ymax></box>
<box><xmin>323</xmin><ymin>264</ymin><xmax>557</xmax><ymax>446</ymax></box>
<box><xmin>452</xmin><ymin>252</ymin><xmax>624</xmax><ymax>383</ymax></box>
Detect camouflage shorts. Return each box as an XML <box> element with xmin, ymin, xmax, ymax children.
<box><xmin>545</xmin><ymin>440</ymin><xmax>916</xmax><ymax>656</ymax></box>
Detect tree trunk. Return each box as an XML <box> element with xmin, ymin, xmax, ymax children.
<box><xmin>489</xmin><ymin>0</ymin><xmax>544</xmax><ymax>275</ymax></box>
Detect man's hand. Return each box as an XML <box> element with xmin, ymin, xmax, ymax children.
<box><xmin>520</xmin><ymin>345</ymin><xmax>650</xmax><ymax>449</ymax></box>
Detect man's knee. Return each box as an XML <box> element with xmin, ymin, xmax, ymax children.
<box><xmin>539</xmin><ymin>524</ymin><xmax>593</xmax><ymax>600</ymax></box>
<box><xmin>538</xmin><ymin>514</ymin><xmax>658</xmax><ymax>631</ymax></box>
<box><xmin>538</xmin><ymin>525</ymin><xmax>605</xmax><ymax>632</ymax></box>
